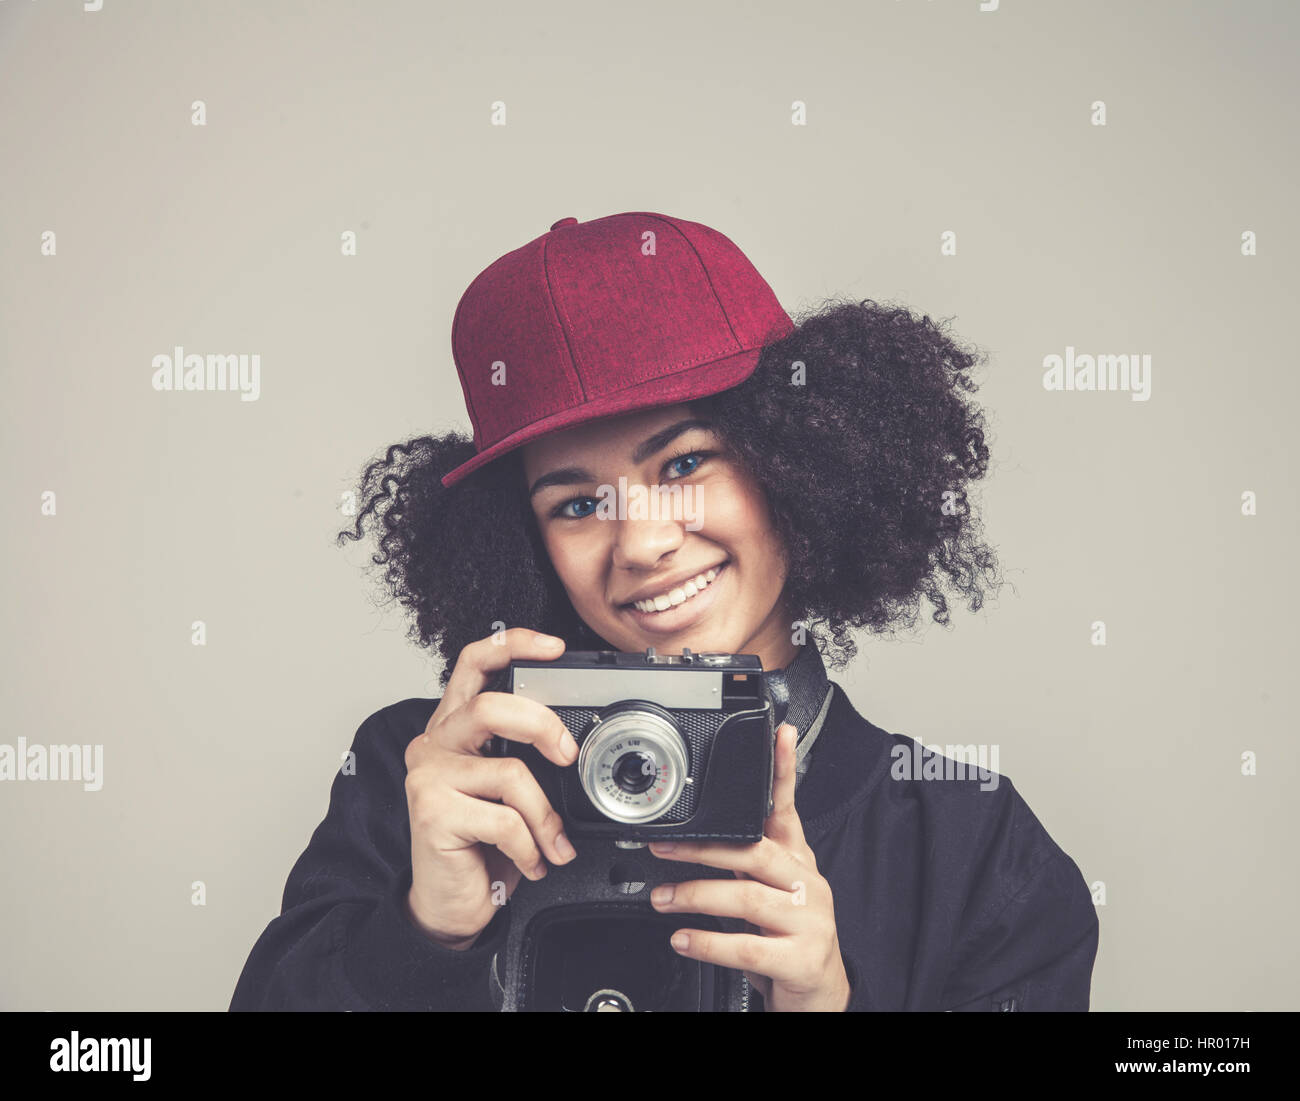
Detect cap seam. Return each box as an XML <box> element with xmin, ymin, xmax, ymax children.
<box><xmin>554</xmin><ymin>214</ymin><xmax>742</xmax><ymax>392</ymax></box>
<box><xmin>651</xmin><ymin>214</ymin><xmax>743</xmax><ymax>351</ymax></box>
<box><xmin>541</xmin><ymin>231</ymin><xmax>588</xmax><ymax>402</ymax></box>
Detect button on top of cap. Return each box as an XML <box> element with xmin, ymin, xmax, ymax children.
<box><xmin>550</xmin><ymin>217</ymin><xmax>578</xmax><ymax>231</ymax></box>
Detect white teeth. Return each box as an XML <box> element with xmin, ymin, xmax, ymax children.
<box><xmin>631</xmin><ymin>565</ymin><xmax>723</xmax><ymax>613</ymax></box>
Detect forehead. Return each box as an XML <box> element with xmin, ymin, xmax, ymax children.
<box><xmin>520</xmin><ymin>403</ymin><xmax>699</xmax><ymax>476</ymax></box>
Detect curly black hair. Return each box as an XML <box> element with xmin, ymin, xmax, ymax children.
<box><xmin>337</xmin><ymin>297</ymin><xmax>1004</xmax><ymax>688</ymax></box>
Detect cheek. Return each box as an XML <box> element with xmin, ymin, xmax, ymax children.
<box><xmin>718</xmin><ymin>482</ymin><xmax>788</xmax><ymax>586</ymax></box>
<box><xmin>702</xmin><ymin>477</ymin><xmax>775</xmax><ymax>543</ymax></box>
<box><xmin>544</xmin><ymin>527</ymin><xmax>609</xmax><ymax>601</ymax></box>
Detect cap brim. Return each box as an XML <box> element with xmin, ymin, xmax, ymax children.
<box><xmin>440</xmin><ymin>343</ymin><xmax>768</xmax><ymax>488</ymax></box>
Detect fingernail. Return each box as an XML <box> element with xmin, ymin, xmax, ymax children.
<box><xmin>555</xmin><ymin>832</ymin><xmax>575</xmax><ymax>861</ymax></box>
<box><xmin>560</xmin><ymin>733</ymin><xmax>579</xmax><ymax>763</ymax></box>
<box><xmin>650</xmin><ymin>841</ymin><xmax>676</xmax><ymax>853</ymax></box>
<box><xmin>651</xmin><ymin>884</ymin><xmax>674</xmax><ymax>905</ymax></box>
<box><xmin>531</xmin><ymin>862</ymin><xmax>547</xmax><ymax>879</ymax></box>
<box><xmin>542</xmin><ymin>635</ymin><xmax>565</xmax><ymax>648</ymax></box>
<box><xmin>670</xmin><ymin>932</ymin><xmax>690</xmax><ymax>951</ymax></box>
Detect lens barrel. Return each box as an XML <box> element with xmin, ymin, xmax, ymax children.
<box><xmin>577</xmin><ymin>708</ymin><xmax>688</xmax><ymax>823</ymax></box>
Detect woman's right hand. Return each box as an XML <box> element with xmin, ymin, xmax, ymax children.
<box><xmin>402</xmin><ymin>628</ymin><xmax>580</xmax><ymax>949</ymax></box>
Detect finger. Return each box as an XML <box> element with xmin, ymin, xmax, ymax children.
<box><xmin>445</xmin><ymin>754</ymin><xmax>576</xmax><ymax>866</ymax></box>
<box><xmin>436</xmin><ymin>690</ymin><xmax>579</xmax><ymax>767</ymax></box>
<box><xmin>438</xmin><ymin>628</ymin><xmax>567</xmax><ymax>718</ymax></box>
<box><xmin>483</xmin><ymin>847</ymin><xmax>526</xmax><ymax>900</ymax></box>
<box><xmin>416</xmin><ymin>789</ymin><xmax>549</xmax><ymax>883</ymax></box>
<box><xmin>764</xmin><ymin>723</ymin><xmax>808</xmax><ymax>852</ymax></box>
<box><xmin>650</xmin><ymin>877</ymin><xmax>809</xmax><ymax>936</ymax></box>
<box><xmin>648</xmin><ymin>835</ymin><xmax>804</xmax><ymax>889</ymax></box>
<box><xmin>666</xmin><ymin>928</ymin><xmax>797</xmax><ymax>983</ymax></box>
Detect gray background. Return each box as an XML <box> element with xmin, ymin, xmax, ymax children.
<box><xmin>1</xmin><ymin>0</ymin><xmax>1295</xmax><ymax>1011</ymax></box>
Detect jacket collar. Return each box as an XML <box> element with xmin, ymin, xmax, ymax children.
<box><xmin>793</xmin><ymin>681</ymin><xmax>895</xmax><ymax>841</ymax></box>
<box><xmin>764</xmin><ymin>642</ymin><xmax>831</xmax><ymax>742</ymax></box>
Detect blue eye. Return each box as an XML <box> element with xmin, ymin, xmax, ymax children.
<box><xmin>546</xmin><ymin>449</ymin><xmax>716</xmax><ymax>520</ymax></box>
<box><xmin>555</xmin><ymin>496</ymin><xmax>598</xmax><ymax>519</ymax></box>
<box><xmin>665</xmin><ymin>449</ymin><xmax>714</xmax><ymax>478</ymax></box>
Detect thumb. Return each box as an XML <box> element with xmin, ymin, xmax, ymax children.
<box><xmin>764</xmin><ymin>723</ymin><xmax>807</xmax><ymax>850</ymax></box>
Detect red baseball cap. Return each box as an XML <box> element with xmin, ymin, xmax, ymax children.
<box><xmin>440</xmin><ymin>211</ymin><xmax>794</xmax><ymax>487</ymax></box>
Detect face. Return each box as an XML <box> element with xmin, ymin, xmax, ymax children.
<box><xmin>521</xmin><ymin>404</ymin><xmax>799</xmax><ymax>671</ymax></box>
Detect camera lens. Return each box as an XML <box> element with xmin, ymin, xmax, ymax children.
<box><xmin>612</xmin><ymin>751</ymin><xmax>657</xmax><ymax>794</ymax></box>
<box><xmin>577</xmin><ymin>708</ymin><xmax>688</xmax><ymax>824</ymax></box>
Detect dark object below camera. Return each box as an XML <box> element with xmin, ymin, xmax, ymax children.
<box><xmin>490</xmin><ymin>834</ymin><xmax>755</xmax><ymax>1012</ymax></box>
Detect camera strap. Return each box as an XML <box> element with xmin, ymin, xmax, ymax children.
<box><xmin>793</xmin><ymin>683</ymin><xmax>835</xmax><ymax>790</ymax></box>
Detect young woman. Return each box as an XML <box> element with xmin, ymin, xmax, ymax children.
<box><xmin>230</xmin><ymin>212</ymin><xmax>1098</xmax><ymax>1012</ymax></box>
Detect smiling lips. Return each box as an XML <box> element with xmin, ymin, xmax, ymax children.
<box><xmin>625</xmin><ymin>564</ymin><xmax>724</xmax><ymax>614</ymax></box>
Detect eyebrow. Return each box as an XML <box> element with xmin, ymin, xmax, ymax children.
<box><xmin>527</xmin><ymin>417</ymin><xmax>715</xmax><ymax>500</ymax></box>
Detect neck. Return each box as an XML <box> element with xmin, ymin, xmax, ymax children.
<box><xmin>741</xmin><ymin>601</ymin><xmax>801</xmax><ymax>671</ymax></box>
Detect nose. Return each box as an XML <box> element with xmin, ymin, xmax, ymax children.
<box><xmin>611</xmin><ymin>504</ymin><xmax>686</xmax><ymax>571</ymax></box>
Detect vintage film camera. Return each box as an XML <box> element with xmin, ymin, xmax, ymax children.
<box><xmin>488</xmin><ymin>646</ymin><xmax>775</xmax><ymax>841</ymax></box>
<box><xmin>483</xmin><ymin>647</ymin><xmax>776</xmax><ymax>1011</ymax></box>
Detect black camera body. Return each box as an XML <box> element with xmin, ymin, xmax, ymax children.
<box><xmin>483</xmin><ymin>646</ymin><xmax>775</xmax><ymax>1010</ymax></box>
<box><xmin>487</xmin><ymin>647</ymin><xmax>775</xmax><ymax>842</ymax></box>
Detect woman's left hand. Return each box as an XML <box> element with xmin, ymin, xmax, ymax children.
<box><xmin>648</xmin><ymin>722</ymin><xmax>852</xmax><ymax>1012</ymax></box>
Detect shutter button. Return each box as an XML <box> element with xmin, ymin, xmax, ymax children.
<box><xmin>550</xmin><ymin>217</ymin><xmax>578</xmax><ymax>231</ymax></box>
